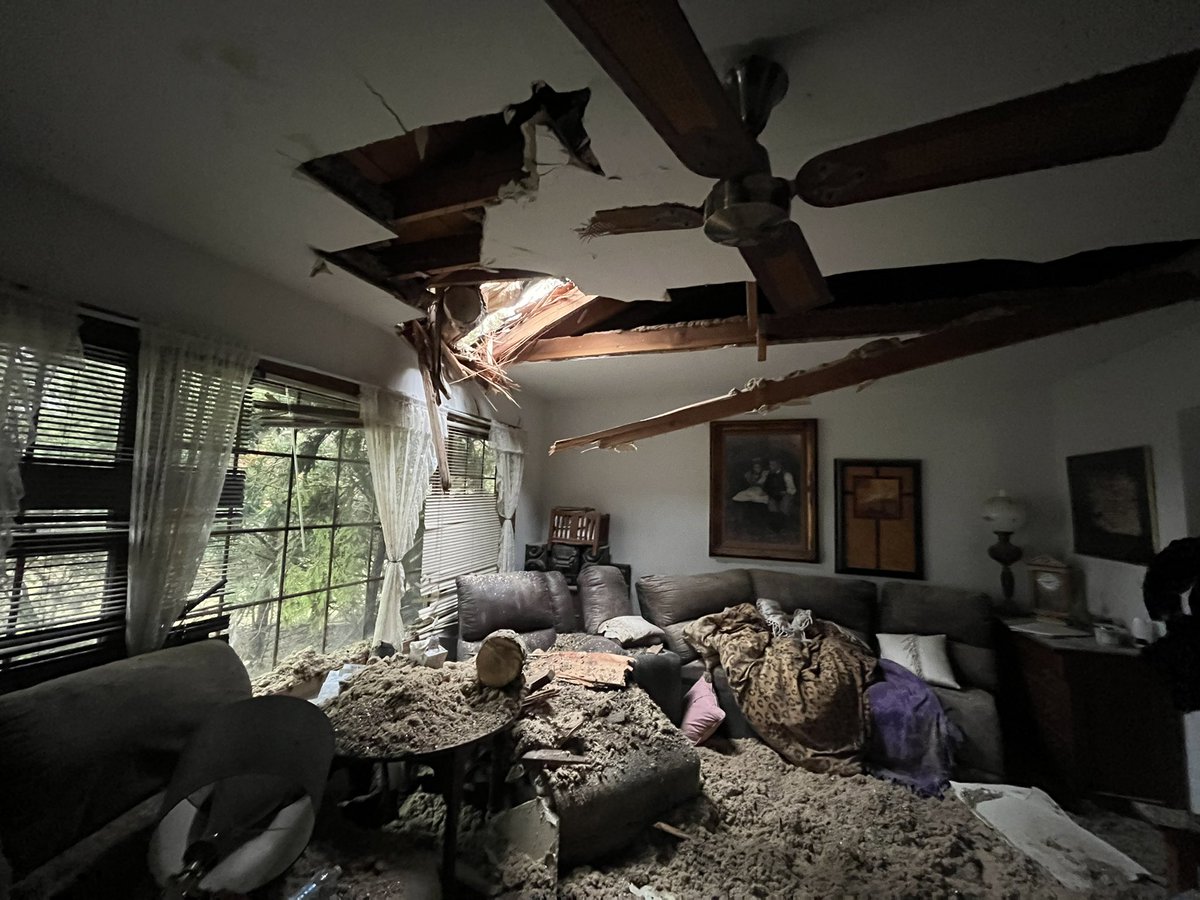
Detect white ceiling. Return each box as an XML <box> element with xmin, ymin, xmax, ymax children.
<box><xmin>1</xmin><ymin>0</ymin><xmax>1198</xmax><ymax>356</ymax></box>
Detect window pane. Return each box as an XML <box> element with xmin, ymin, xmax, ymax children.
<box><xmin>189</xmin><ymin>538</ymin><xmax>232</xmax><ymax>617</ymax></box>
<box><xmin>327</xmin><ymin>583</ymin><xmax>373</xmax><ymax>652</ymax></box>
<box><xmin>282</xmin><ymin>526</ymin><xmax>334</xmax><ymax>597</ymax></box>
<box><xmin>228</xmin><ymin>602</ymin><xmax>278</xmax><ymax>676</ymax></box>
<box><xmin>237</xmin><ymin>453</ymin><xmax>292</xmax><ymax>530</ymax></box>
<box><xmin>339</xmin><ymin>428</ymin><xmax>368</xmax><ymax>463</ymax></box>
<box><xmin>331</xmin><ymin>526</ymin><xmax>375</xmax><ymax>587</ymax></box>
<box><xmin>289</xmin><ymin>456</ymin><xmax>338</xmax><ymax>528</ymax></box>
<box><xmin>225</xmin><ymin>530</ymin><xmax>285</xmax><ymax>606</ymax></box>
<box><xmin>277</xmin><ymin>592</ymin><xmax>327</xmax><ymax>660</ymax></box>
<box><xmin>292</xmin><ymin>427</ymin><xmax>340</xmax><ymax>460</ymax></box>
<box><xmin>336</xmin><ymin>462</ymin><xmax>375</xmax><ymax>525</ymax></box>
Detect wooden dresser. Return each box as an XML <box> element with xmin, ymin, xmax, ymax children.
<box><xmin>1005</xmin><ymin>625</ymin><xmax>1189</xmax><ymax>808</ymax></box>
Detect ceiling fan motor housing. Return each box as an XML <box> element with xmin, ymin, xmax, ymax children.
<box><xmin>703</xmin><ymin>173</ymin><xmax>794</xmax><ymax>246</ymax></box>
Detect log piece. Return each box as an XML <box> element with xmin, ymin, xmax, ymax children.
<box><xmin>476</xmin><ymin>629</ymin><xmax>527</xmax><ymax>688</ymax></box>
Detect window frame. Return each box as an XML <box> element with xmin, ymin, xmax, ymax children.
<box><xmin>1</xmin><ymin>316</ymin><xmax>139</xmax><ymax>689</ymax></box>
<box><xmin>191</xmin><ymin>376</ymin><xmax>385</xmax><ymax>675</ymax></box>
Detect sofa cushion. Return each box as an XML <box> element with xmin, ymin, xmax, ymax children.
<box><xmin>545</xmin><ymin>570</ymin><xmax>582</xmax><ymax>634</ymax></box>
<box><xmin>457</xmin><ymin>572</ymin><xmax>557</xmax><ymax>642</ymax></box>
<box><xmin>931</xmin><ymin>686</ymin><xmax>1004</xmax><ymax>782</ymax></box>
<box><xmin>879</xmin><ymin>581</ymin><xmax>998</xmax><ymax>692</ymax></box>
<box><xmin>578</xmin><ymin>565</ymin><xmax>633</xmax><ymax>633</ymax></box>
<box><xmin>598</xmin><ymin>615</ymin><xmax>664</xmax><ymax>648</ymax></box>
<box><xmin>636</xmin><ymin>570</ymin><xmax>753</xmax><ymax>628</ymax></box>
<box><xmin>748</xmin><ymin>569</ymin><xmax>877</xmax><ymax>639</ymax></box>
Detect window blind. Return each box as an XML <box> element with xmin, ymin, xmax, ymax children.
<box><xmin>417</xmin><ymin>415</ymin><xmax>500</xmax><ymax>638</ymax></box>
<box><xmin>2</xmin><ymin>318</ymin><xmax>136</xmax><ymax>685</ymax></box>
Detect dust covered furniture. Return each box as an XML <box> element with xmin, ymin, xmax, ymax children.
<box><xmin>636</xmin><ymin>568</ymin><xmax>1005</xmax><ymax>781</ymax></box>
<box><xmin>0</xmin><ymin>640</ymin><xmax>251</xmax><ymax>896</ymax></box>
<box><xmin>457</xmin><ymin>570</ymin><xmax>683</xmax><ymax>724</ymax></box>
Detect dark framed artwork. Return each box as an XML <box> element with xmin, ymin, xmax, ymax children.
<box><xmin>835</xmin><ymin>459</ymin><xmax>924</xmax><ymax>579</ymax></box>
<box><xmin>1067</xmin><ymin>446</ymin><xmax>1157</xmax><ymax>564</ymax></box>
<box><xmin>709</xmin><ymin>419</ymin><xmax>818</xmax><ymax>562</ymax></box>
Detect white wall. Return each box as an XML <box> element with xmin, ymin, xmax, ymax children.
<box><xmin>1051</xmin><ymin>317</ymin><xmax>1200</xmax><ymax>625</ymax></box>
<box><xmin>0</xmin><ymin>162</ymin><xmax>417</xmax><ymax>393</ymax></box>
<box><xmin>539</xmin><ymin>359</ymin><xmax>1062</xmax><ymax>608</ymax></box>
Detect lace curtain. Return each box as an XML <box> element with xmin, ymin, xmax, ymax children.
<box><xmin>126</xmin><ymin>328</ymin><xmax>255</xmax><ymax>655</ymax></box>
<box><xmin>0</xmin><ymin>289</ymin><xmax>81</xmax><ymax>580</ymax></box>
<box><xmin>490</xmin><ymin>421</ymin><xmax>524</xmax><ymax>572</ymax></box>
<box><xmin>361</xmin><ymin>386</ymin><xmax>435</xmax><ymax>646</ymax></box>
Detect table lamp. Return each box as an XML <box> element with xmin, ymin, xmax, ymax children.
<box><xmin>982</xmin><ymin>490</ymin><xmax>1026</xmax><ymax>608</ymax></box>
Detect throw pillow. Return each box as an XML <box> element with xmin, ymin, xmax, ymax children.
<box><xmin>876</xmin><ymin>633</ymin><xmax>961</xmax><ymax>690</ymax></box>
<box><xmin>681</xmin><ymin>677</ymin><xmax>725</xmax><ymax>744</ymax></box>
<box><xmin>597</xmin><ymin>615</ymin><xmax>666</xmax><ymax>648</ymax></box>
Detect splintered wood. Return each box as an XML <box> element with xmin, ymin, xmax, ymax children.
<box><xmin>525</xmin><ymin>650</ymin><xmax>632</xmax><ymax>689</ymax></box>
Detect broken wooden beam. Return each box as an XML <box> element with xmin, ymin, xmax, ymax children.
<box><xmin>521</xmin><ymin>319</ymin><xmax>756</xmax><ymax>361</ymax></box>
<box><xmin>548</xmin><ymin>268</ymin><xmax>1200</xmax><ymax>453</ymax></box>
<box><xmin>490</xmin><ymin>288</ymin><xmax>598</xmax><ymax>363</ymax></box>
<box><xmin>521</xmin><ymin>749</ymin><xmax>592</xmax><ymax>768</ymax></box>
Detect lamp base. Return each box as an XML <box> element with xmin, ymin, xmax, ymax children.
<box><xmin>988</xmin><ymin>531</ymin><xmax>1024</xmax><ymax>609</ymax></box>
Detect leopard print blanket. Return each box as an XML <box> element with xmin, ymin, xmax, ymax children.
<box><xmin>685</xmin><ymin>603</ymin><xmax>877</xmax><ymax>775</ymax></box>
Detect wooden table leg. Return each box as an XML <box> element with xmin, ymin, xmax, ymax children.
<box><xmin>441</xmin><ymin>745</ymin><xmax>468</xmax><ymax>893</ymax></box>
<box><xmin>1163</xmin><ymin>826</ymin><xmax>1200</xmax><ymax>892</ymax></box>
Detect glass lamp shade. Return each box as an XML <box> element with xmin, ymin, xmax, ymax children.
<box><xmin>982</xmin><ymin>490</ymin><xmax>1026</xmax><ymax>533</ymax></box>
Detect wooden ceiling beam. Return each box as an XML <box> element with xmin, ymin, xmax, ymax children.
<box><xmin>521</xmin><ymin>318</ymin><xmax>755</xmax><ymax>361</ymax></box>
<box><xmin>547</xmin><ymin>268</ymin><xmax>1200</xmax><ymax>454</ymax></box>
<box><xmin>520</xmin><ymin>294</ymin><xmax>1027</xmax><ymax>362</ymax></box>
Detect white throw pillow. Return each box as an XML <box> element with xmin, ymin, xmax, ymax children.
<box><xmin>598</xmin><ymin>615</ymin><xmax>666</xmax><ymax>648</ymax></box>
<box><xmin>876</xmin><ymin>633</ymin><xmax>961</xmax><ymax>690</ymax></box>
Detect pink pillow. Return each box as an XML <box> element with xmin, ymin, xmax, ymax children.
<box><xmin>681</xmin><ymin>678</ymin><xmax>725</xmax><ymax>745</ymax></box>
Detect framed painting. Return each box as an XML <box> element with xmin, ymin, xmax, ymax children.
<box><xmin>1067</xmin><ymin>446</ymin><xmax>1157</xmax><ymax>564</ymax></box>
<box><xmin>835</xmin><ymin>459</ymin><xmax>924</xmax><ymax>579</ymax></box>
<box><xmin>709</xmin><ymin>419</ymin><xmax>818</xmax><ymax>562</ymax></box>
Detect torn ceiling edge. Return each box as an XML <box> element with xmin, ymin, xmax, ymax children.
<box><xmin>547</xmin><ymin>265</ymin><xmax>1200</xmax><ymax>454</ymax></box>
<box><xmin>303</xmin><ymin>82</ymin><xmax>603</xmax><ymax>305</ymax></box>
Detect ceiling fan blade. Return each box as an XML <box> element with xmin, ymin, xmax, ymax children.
<box><xmin>740</xmin><ymin>222</ymin><xmax>832</xmax><ymax>315</ymax></box>
<box><xmin>544</xmin><ymin>0</ymin><xmax>763</xmax><ymax>179</ymax></box>
<box><xmin>796</xmin><ymin>49</ymin><xmax>1200</xmax><ymax>207</ymax></box>
<box><xmin>578</xmin><ymin>203</ymin><xmax>704</xmax><ymax>238</ymax></box>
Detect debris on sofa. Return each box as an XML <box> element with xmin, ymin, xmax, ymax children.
<box><xmin>250</xmin><ymin>641</ymin><xmax>374</xmax><ymax>697</ymax></box>
<box><xmin>513</xmin><ymin>678</ymin><xmax>700</xmax><ymax>865</ymax></box>
<box><xmin>525</xmin><ymin>650</ymin><xmax>632</xmax><ymax>689</ymax></box>
<box><xmin>324</xmin><ymin>656</ymin><xmax>519</xmax><ymax>757</ymax></box>
<box><xmin>558</xmin><ymin>739</ymin><xmax>1070</xmax><ymax>898</ymax></box>
<box><xmin>476</xmin><ymin>628</ymin><xmax>528</xmax><ymax>687</ymax></box>
<box><xmin>952</xmin><ymin>782</ymin><xmax>1152</xmax><ymax>892</ymax></box>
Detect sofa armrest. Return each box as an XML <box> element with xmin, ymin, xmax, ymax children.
<box><xmin>630</xmin><ymin>650</ymin><xmax>683</xmax><ymax>726</ymax></box>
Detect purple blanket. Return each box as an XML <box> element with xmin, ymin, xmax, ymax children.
<box><xmin>866</xmin><ymin>659</ymin><xmax>962</xmax><ymax>797</ymax></box>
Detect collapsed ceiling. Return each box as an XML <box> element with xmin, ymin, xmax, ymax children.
<box><xmin>291</xmin><ymin>0</ymin><xmax>1200</xmax><ymax>449</ymax></box>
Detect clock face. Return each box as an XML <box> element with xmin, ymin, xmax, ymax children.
<box><xmin>1037</xmin><ymin>572</ymin><xmax>1063</xmax><ymax>593</ymax></box>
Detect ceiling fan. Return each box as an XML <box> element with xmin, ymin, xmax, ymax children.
<box><xmin>545</xmin><ymin>0</ymin><xmax>1200</xmax><ymax>316</ymax></box>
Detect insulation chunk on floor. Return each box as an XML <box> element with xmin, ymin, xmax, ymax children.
<box><xmin>951</xmin><ymin>782</ymin><xmax>1151</xmax><ymax>891</ymax></box>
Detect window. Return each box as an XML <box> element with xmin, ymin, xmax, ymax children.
<box><xmin>188</xmin><ymin>376</ymin><xmax>384</xmax><ymax>676</ymax></box>
<box><xmin>2</xmin><ymin>318</ymin><xmax>137</xmax><ymax>687</ymax></box>
<box><xmin>416</xmin><ymin>414</ymin><xmax>500</xmax><ymax>638</ymax></box>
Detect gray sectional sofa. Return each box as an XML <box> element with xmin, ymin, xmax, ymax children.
<box><xmin>636</xmin><ymin>568</ymin><xmax>1005</xmax><ymax>782</ymax></box>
